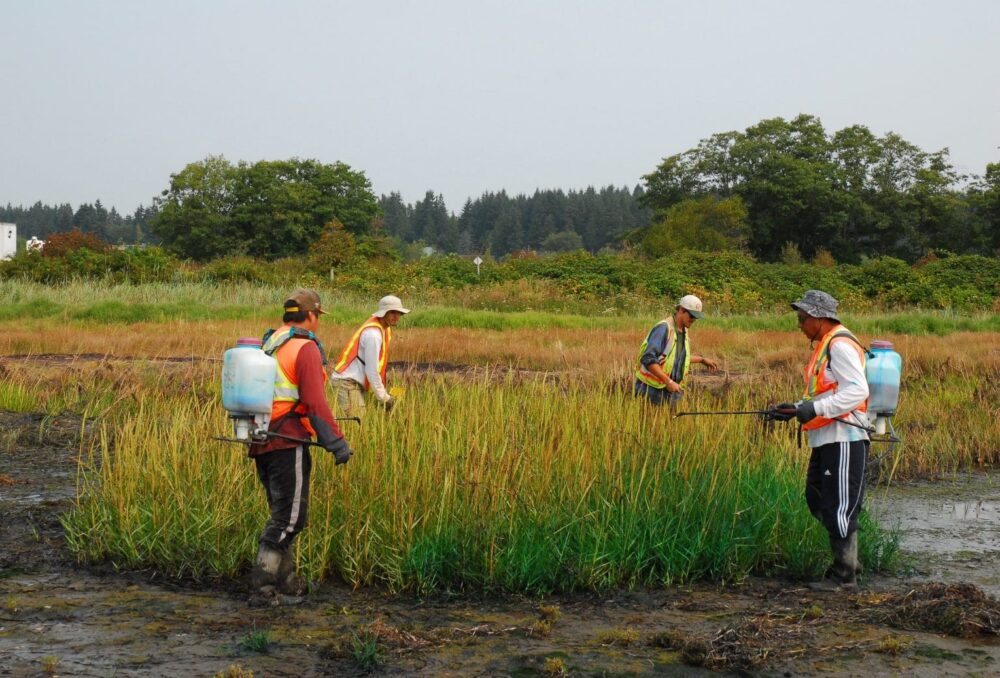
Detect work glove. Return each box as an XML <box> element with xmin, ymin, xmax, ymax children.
<box><xmin>795</xmin><ymin>400</ymin><xmax>818</xmax><ymax>424</ymax></box>
<box><xmin>379</xmin><ymin>395</ymin><xmax>397</xmax><ymax>413</ymax></box>
<box><xmin>768</xmin><ymin>403</ymin><xmax>798</xmax><ymax>422</ymax></box>
<box><xmin>326</xmin><ymin>436</ymin><xmax>353</xmax><ymax>465</ymax></box>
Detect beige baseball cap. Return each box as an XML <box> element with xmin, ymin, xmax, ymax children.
<box><xmin>677</xmin><ymin>294</ymin><xmax>704</xmax><ymax>319</ymax></box>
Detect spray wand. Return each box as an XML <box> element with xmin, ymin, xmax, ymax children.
<box><xmin>675</xmin><ymin>407</ymin><xmax>900</xmax><ymax>442</ymax></box>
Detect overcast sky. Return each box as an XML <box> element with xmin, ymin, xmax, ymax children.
<box><xmin>2</xmin><ymin>0</ymin><xmax>998</xmax><ymax>215</ymax></box>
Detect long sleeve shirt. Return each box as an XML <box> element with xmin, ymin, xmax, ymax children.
<box><xmin>251</xmin><ymin>340</ymin><xmax>343</xmax><ymax>456</ymax></box>
<box><xmin>639</xmin><ymin>319</ymin><xmax>687</xmax><ymax>383</ymax></box>
<box><xmin>805</xmin><ymin>339</ymin><xmax>871</xmax><ymax>447</ymax></box>
<box><xmin>332</xmin><ymin>327</ymin><xmax>390</xmax><ymax>402</ymax></box>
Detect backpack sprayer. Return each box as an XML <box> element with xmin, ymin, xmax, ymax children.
<box><xmin>216</xmin><ymin>337</ymin><xmax>358</xmax><ymax>448</ymax></box>
<box><xmin>676</xmin><ymin>339</ymin><xmax>903</xmax><ymax>447</ymax></box>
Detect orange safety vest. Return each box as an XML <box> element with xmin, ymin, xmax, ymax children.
<box><xmin>332</xmin><ymin>317</ymin><xmax>390</xmax><ymax>390</ymax></box>
<box><xmin>801</xmin><ymin>326</ymin><xmax>868</xmax><ymax>431</ymax></box>
<box><xmin>263</xmin><ymin>325</ymin><xmax>327</xmax><ymax>435</ymax></box>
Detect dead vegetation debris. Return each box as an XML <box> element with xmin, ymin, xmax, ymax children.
<box><xmin>650</xmin><ymin>613</ymin><xmax>814</xmax><ymax>671</ymax></box>
<box><xmin>650</xmin><ymin>583</ymin><xmax>1000</xmax><ymax>672</ymax></box>
<box><xmin>859</xmin><ymin>583</ymin><xmax>1000</xmax><ymax>637</ymax></box>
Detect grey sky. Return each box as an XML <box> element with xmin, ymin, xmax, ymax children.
<box><xmin>2</xmin><ymin>0</ymin><xmax>998</xmax><ymax>215</ymax></box>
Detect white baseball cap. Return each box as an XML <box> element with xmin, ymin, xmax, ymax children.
<box><xmin>677</xmin><ymin>294</ymin><xmax>704</xmax><ymax>319</ymax></box>
<box><xmin>373</xmin><ymin>295</ymin><xmax>410</xmax><ymax>318</ymax></box>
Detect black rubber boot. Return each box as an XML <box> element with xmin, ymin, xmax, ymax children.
<box><xmin>808</xmin><ymin>535</ymin><xmax>857</xmax><ymax>591</ymax></box>
<box><xmin>845</xmin><ymin>531</ymin><xmax>862</xmax><ymax>576</ymax></box>
<box><xmin>250</xmin><ymin>545</ymin><xmax>282</xmax><ymax>592</ymax></box>
<box><xmin>276</xmin><ymin>549</ymin><xmax>306</xmax><ymax>596</ymax></box>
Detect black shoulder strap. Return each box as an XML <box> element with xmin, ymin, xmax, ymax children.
<box><xmin>823</xmin><ymin>330</ymin><xmax>870</xmax><ymax>372</ymax></box>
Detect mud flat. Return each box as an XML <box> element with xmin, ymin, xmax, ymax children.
<box><xmin>2</xmin><ymin>414</ymin><xmax>999</xmax><ymax>676</ymax></box>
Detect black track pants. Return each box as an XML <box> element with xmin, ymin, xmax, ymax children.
<box><xmin>254</xmin><ymin>445</ymin><xmax>312</xmax><ymax>551</ymax></box>
<box><xmin>805</xmin><ymin>440</ymin><xmax>868</xmax><ymax>539</ymax></box>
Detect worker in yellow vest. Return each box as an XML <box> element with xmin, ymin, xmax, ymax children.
<box><xmin>773</xmin><ymin>289</ymin><xmax>870</xmax><ymax>591</ymax></box>
<box><xmin>330</xmin><ymin>295</ymin><xmax>410</xmax><ymax>417</ymax></box>
<box><xmin>634</xmin><ymin>294</ymin><xmax>719</xmax><ymax>405</ymax></box>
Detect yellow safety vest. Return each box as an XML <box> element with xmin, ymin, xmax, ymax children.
<box><xmin>635</xmin><ymin>317</ymin><xmax>690</xmax><ymax>389</ymax></box>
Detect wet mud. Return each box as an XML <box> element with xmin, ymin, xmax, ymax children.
<box><xmin>2</xmin><ymin>412</ymin><xmax>1000</xmax><ymax>676</ymax></box>
<box><xmin>868</xmin><ymin>473</ymin><xmax>1000</xmax><ymax>596</ymax></box>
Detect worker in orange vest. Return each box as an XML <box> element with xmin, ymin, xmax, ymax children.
<box><xmin>773</xmin><ymin>289</ymin><xmax>870</xmax><ymax>591</ymax></box>
<box><xmin>331</xmin><ymin>295</ymin><xmax>410</xmax><ymax>417</ymax></box>
<box><xmin>249</xmin><ymin>288</ymin><xmax>353</xmax><ymax>599</ymax></box>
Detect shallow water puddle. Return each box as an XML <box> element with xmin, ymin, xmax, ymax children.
<box><xmin>871</xmin><ymin>473</ymin><xmax>1000</xmax><ymax>594</ymax></box>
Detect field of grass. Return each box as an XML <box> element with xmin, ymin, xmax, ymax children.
<box><xmin>2</xmin><ymin>279</ymin><xmax>998</xmax><ymax>333</ymax></box>
<box><xmin>1</xmin><ymin>280</ymin><xmax>996</xmax><ymax>593</ymax></box>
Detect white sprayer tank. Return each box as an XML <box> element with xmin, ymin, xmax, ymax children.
<box><xmin>222</xmin><ymin>337</ymin><xmax>277</xmax><ymax>441</ymax></box>
<box><xmin>866</xmin><ymin>340</ymin><xmax>902</xmax><ymax>435</ymax></box>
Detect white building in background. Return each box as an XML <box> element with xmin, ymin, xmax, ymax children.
<box><xmin>0</xmin><ymin>223</ymin><xmax>16</xmax><ymax>260</ymax></box>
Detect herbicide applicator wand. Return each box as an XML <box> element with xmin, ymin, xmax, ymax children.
<box><xmin>214</xmin><ymin>337</ymin><xmax>359</xmax><ymax>448</ymax></box>
<box><xmin>675</xmin><ymin>339</ymin><xmax>904</xmax><ymax>447</ymax></box>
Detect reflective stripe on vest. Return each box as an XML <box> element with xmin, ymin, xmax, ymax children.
<box><xmin>263</xmin><ymin>326</ymin><xmax>326</xmax><ymax>432</ymax></box>
<box><xmin>332</xmin><ymin>317</ymin><xmax>390</xmax><ymax>390</ymax></box>
<box><xmin>801</xmin><ymin>326</ymin><xmax>869</xmax><ymax>431</ymax></box>
<box><xmin>634</xmin><ymin>317</ymin><xmax>690</xmax><ymax>389</ymax></box>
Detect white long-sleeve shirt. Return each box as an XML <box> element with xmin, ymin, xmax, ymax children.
<box><xmin>804</xmin><ymin>338</ymin><xmax>871</xmax><ymax>447</ymax></box>
<box><xmin>332</xmin><ymin>327</ymin><xmax>391</xmax><ymax>402</ymax></box>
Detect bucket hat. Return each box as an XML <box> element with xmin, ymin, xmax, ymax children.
<box><xmin>373</xmin><ymin>295</ymin><xmax>410</xmax><ymax>318</ymax></box>
<box><xmin>791</xmin><ymin>289</ymin><xmax>839</xmax><ymax>321</ymax></box>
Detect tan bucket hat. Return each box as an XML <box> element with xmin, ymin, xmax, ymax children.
<box><xmin>373</xmin><ymin>295</ymin><xmax>410</xmax><ymax>318</ymax></box>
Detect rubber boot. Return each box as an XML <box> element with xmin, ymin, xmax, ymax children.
<box><xmin>276</xmin><ymin>549</ymin><xmax>306</xmax><ymax>596</ymax></box>
<box><xmin>845</xmin><ymin>531</ymin><xmax>863</xmax><ymax>576</ymax></box>
<box><xmin>807</xmin><ymin>535</ymin><xmax>857</xmax><ymax>591</ymax></box>
<box><xmin>250</xmin><ymin>545</ymin><xmax>283</xmax><ymax>592</ymax></box>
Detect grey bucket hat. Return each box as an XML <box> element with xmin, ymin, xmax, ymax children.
<box><xmin>791</xmin><ymin>289</ymin><xmax>839</xmax><ymax>321</ymax></box>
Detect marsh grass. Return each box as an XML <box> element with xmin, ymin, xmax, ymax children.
<box><xmin>350</xmin><ymin>630</ymin><xmax>386</xmax><ymax>671</ymax></box>
<box><xmin>0</xmin><ymin>279</ymin><xmax>996</xmax><ymax>333</ymax></box>
<box><xmin>13</xmin><ymin>298</ymin><xmax>993</xmax><ymax>594</ymax></box>
<box><xmin>62</xmin><ymin>368</ymin><xmax>898</xmax><ymax>593</ymax></box>
<box><xmin>239</xmin><ymin>630</ymin><xmax>272</xmax><ymax>653</ymax></box>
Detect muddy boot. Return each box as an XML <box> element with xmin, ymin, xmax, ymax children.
<box><xmin>845</xmin><ymin>531</ymin><xmax>863</xmax><ymax>576</ymax></box>
<box><xmin>250</xmin><ymin>545</ymin><xmax>283</xmax><ymax>592</ymax></box>
<box><xmin>276</xmin><ymin>549</ymin><xmax>306</xmax><ymax>597</ymax></box>
<box><xmin>807</xmin><ymin>536</ymin><xmax>857</xmax><ymax>592</ymax></box>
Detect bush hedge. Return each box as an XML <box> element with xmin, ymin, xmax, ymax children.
<box><xmin>2</xmin><ymin>247</ymin><xmax>997</xmax><ymax>313</ymax></box>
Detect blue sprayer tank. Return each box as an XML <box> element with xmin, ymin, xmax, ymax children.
<box><xmin>866</xmin><ymin>340</ymin><xmax>902</xmax><ymax>432</ymax></box>
<box><xmin>222</xmin><ymin>337</ymin><xmax>277</xmax><ymax>441</ymax></box>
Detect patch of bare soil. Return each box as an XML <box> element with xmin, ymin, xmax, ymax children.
<box><xmin>2</xmin><ymin>411</ymin><xmax>999</xmax><ymax>677</ymax></box>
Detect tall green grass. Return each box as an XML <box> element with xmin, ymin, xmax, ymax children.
<box><xmin>62</xmin><ymin>374</ymin><xmax>897</xmax><ymax>592</ymax></box>
<box><xmin>1</xmin><ymin>279</ymin><xmax>997</xmax><ymax>332</ymax></box>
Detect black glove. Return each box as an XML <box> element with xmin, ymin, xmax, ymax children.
<box><xmin>326</xmin><ymin>436</ymin><xmax>353</xmax><ymax>465</ymax></box>
<box><xmin>767</xmin><ymin>403</ymin><xmax>797</xmax><ymax>422</ymax></box>
<box><xmin>795</xmin><ymin>400</ymin><xmax>817</xmax><ymax>424</ymax></box>
<box><xmin>379</xmin><ymin>395</ymin><xmax>397</xmax><ymax>412</ymax></box>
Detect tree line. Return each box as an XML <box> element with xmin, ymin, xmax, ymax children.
<box><xmin>3</xmin><ymin>113</ymin><xmax>998</xmax><ymax>264</ymax></box>
<box><xmin>378</xmin><ymin>186</ymin><xmax>652</xmax><ymax>257</ymax></box>
<box><xmin>639</xmin><ymin>114</ymin><xmax>1000</xmax><ymax>263</ymax></box>
<box><xmin>0</xmin><ymin>200</ymin><xmax>157</xmax><ymax>245</ymax></box>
